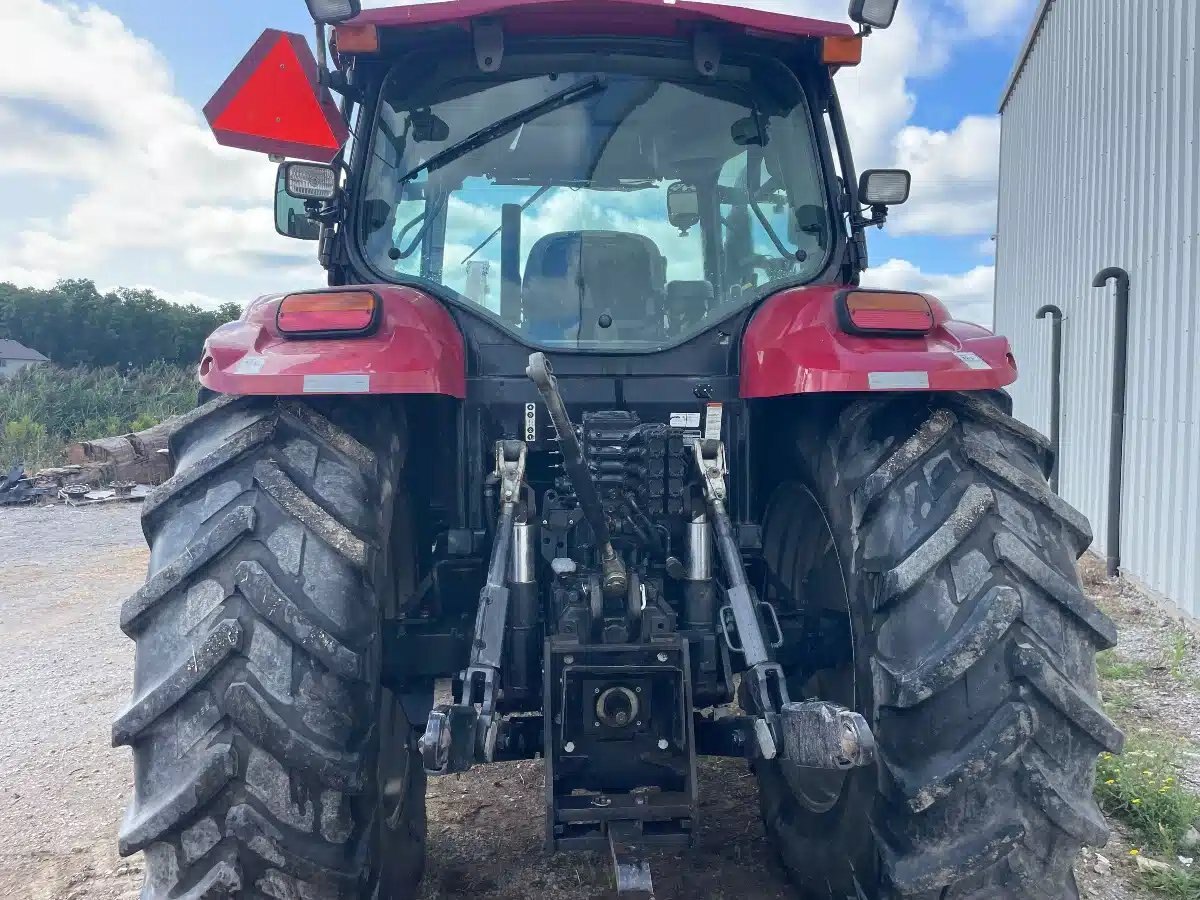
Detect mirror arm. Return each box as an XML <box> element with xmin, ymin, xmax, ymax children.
<box><xmin>850</xmin><ymin>202</ymin><xmax>891</xmax><ymax>231</ymax></box>
<box><xmin>305</xmin><ymin>199</ymin><xmax>342</xmax><ymax>227</ymax></box>
<box><xmin>315</xmin><ymin>23</ymin><xmax>331</xmax><ymax>88</ymax></box>
<box><xmin>311</xmin><ymin>22</ymin><xmax>356</xmax><ymax>98</ymax></box>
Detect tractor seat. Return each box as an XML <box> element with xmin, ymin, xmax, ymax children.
<box><xmin>522</xmin><ymin>231</ymin><xmax>666</xmax><ymax>342</ymax></box>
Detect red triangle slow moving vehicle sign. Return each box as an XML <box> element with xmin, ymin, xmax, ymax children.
<box><xmin>204</xmin><ymin>29</ymin><xmax>350</xmax><ymax>163</ymax></box>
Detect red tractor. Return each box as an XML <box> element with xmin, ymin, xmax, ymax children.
<box><xmin>114</xmin><ymin>1</ymin><xmax>1122</xmax><ymax>897</ymax></box>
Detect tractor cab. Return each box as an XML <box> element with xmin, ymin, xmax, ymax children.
<box><xmin>208</xmin><ymin>0</ymin><xmax>912</xmax><ymax>357</ymax></box>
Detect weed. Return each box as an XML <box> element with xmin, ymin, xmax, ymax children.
<box><xmin>0</xmin><ymin>363</ymin><xmax>196</xmax><ymax>469</ymax></box>
<box><xmin>1096</xmin><ymin>735</ymin><xmax>1200</xmax><ymax>854</ymax></box>
<box><xmin>1138</xmin><ymin>865</ymin><xmax>1200</xmax><ymax>900</ymax></box>
<box><xmin>1103</xmin><ymin>687</ymin><xmax>1134</xmax><ymax>715</ymax></box>
<box><xmin>1098</xmin><ymin>649</ymin><xmax>1150</xmax><ymax>680</ymax></box>
<box><xmin>1167</xmin><ymin>628</ymin><xmax>1193</xmax><ymax>681</ymax></box>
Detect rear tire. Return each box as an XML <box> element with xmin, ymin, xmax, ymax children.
<box><xmin>757</xmin><ymin>393</ymin><xmax>1123</xmax><ymax>899</ymax></box>
<box><xmin>114</xmin><ymin>395</ymin><xmax>426</xmax><ymax>899</ymax></box>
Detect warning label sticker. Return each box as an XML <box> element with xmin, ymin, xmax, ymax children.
<box><xmin>670</xmin><ymin>412</ymin><xmax>702</xmax><ymax>428</ymax></box>
<box><xmin>704</xmin><ymin>403</ymin><xmax>724</xmax><ymax>440</ymax></box>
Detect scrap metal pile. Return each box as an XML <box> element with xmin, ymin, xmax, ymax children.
<box><xmin>0</xmin><ymin>463</ymin><xmax>153</xmax><ymax>507</ymax></box>
<box><xmin>0</xmin><ymin>420</ymin><xmax>171</xmax><ymax>507</ymax></box>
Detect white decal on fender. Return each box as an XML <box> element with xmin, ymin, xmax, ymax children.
<box><xmin>869</xmin><ymin>372</ymin><xmax>930</xmax><ymax>390</ymax></box>
<box><xmin>955</xmin><ymin>351</ymin><xmax>992</xmax><ymax>371</ymax></box>
<box><xmin>232</xmin><ymin>355</ymin><xmax>266</xmax><ymax>375</ymax></box>
<box><xmin>303</xmin><ymin>374</ymin><xmax>370</xmax><ymax>394</ymax></box>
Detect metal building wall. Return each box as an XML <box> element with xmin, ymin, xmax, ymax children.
<box><xmin>995</xmin><ymin>0</ymin><xmax>1200</xmax><ymax>617</ymax></box>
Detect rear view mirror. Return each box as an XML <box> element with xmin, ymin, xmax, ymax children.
<box><xmin>730</xmin><ymin>116</ymin><xmax>765</xmax><ymax>147</ymax></box>
<box><xmin>859</xmin><ymin>169</ymin><xmax>911</xmax><ymax>206</ymax></box>
<box><xmin>849</xmin><ymin>0</ymin><xmax>900</xmax><ymax>29</ymax></box>
<box><xmin>667</xmin><ymin>182</ymin><xmax>701</xmax><ymax>235</ymax></box>
<box><xmin>789</xmin><ymin>204</ymin><xmax>827</xmax><ymax>246</ymax></box>
<box><xmin>275</xmin><ymin>166</ymin><xmax>321</xmax><ymax>241</ymax></box>
<box><xmin>410</xmin><ymin>109</ymin><xmax>450</xmax><ymax>143</ymax></box>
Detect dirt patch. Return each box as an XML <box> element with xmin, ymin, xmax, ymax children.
<box><xmin>1</xmin><ymin>506</ymin><xmax>1196</xmax><ymax>899</ymax></box>
<box><xmin>416</xmin><ymin>757</ymin><xmax>788</xmax><ymax>900</ymax></box>
<box><xmin>0</xmin><ymin>504</ymin><xmax>146</xmax><ymax>900</ymax></box>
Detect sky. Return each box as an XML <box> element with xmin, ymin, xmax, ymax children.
<box><xmin>0</xmin><ymin>0</ymin><xmax>1036</xmax><ymax>326</ymax></box>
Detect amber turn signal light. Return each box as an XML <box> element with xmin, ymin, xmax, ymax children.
<box><xmin>822</xmin><ymin>35</ymin><xmax>863</xmax><ymax>67</ymax></box>
<box><xmin>277</xmin><ymin>291</ymin><xmax>379</xmax><ymax>336</ymax></box>
<box><xmin>334</xmin><ymin>24</ymin><xmax>380</xmax><ymax>54</ymax></box>
<box><xmin>839</xmin><ymin>291</ymin><xmax>934</xmax><ymax>336</ymax></box>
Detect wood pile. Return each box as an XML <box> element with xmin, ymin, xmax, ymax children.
<box><xmin>64</xmin><ymin>420</ymin><xmax>173</xmax><ymax>486</ymax></box>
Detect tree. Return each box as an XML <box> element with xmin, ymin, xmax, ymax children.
<box><xmin>0</xmin><ymin>280</ymin><xmax>243</xmax><ymax>368</ymax></box>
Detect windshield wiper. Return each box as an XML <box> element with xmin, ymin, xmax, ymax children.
<box><xmin>396</xmin><ymin>77</ymin><xmax>608</xmax><ymax>186</ymax></box>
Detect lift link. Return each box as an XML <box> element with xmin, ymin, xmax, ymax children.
<box><xmin>693</xmin><ymin>439</ymin><xmax>789</xmax><ymax>758</ymax></box>
<box><xmin>526</xmin><ymin>352</ymin><xmax>628</xmax><ymax>597</ymax></box>
<box><xmin>419</xmin><ymin>441</ymin><xmax>527</xmax><ymax>775</ymax></box>
<box><xmin>692</xmin><ymin>440</ymin><xmax>877</xmax><ymax>770</ymax></box>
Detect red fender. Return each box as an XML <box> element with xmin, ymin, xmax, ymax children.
<box><xmin>740</xmin><ymin>286</ymin><xmax>1017</xmax><ymax>398</ymax></box>
<box><xmin>199</xmin><ymin>285</ymin><xmax>466</xmax><ymax>398</ymax></box>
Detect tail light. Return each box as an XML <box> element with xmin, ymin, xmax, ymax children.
<box><xmin>838</xmin><ymin>290</ymin><xmax>934</xmax><ymax>336</ymax></box>
<box><xmin>277</xmin><ymin>290</ymin><xmax>379</xmax><ymax>337</ymax></box>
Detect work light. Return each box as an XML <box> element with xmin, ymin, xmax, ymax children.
<box><xmin>848</xmin><ymin>0</ymin><xmax>900</xmax><ymax>29</ymax></box>
<box><xmin>282</xmin><ymin>162</ymin><xmax>339</xmax><ymax>202</ymax></box>
<box><xmin>305</xmin><ymin>0</ymin><xmax>361</xmax><ymax>25</ymax></box>
<box><xmin>859</xmin><ymin>169</ymin><xmax>911</xmax><ymax>206</ymax></box>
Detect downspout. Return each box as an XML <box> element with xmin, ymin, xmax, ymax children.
<box><xmin>1091</xmin><ymin>268</ymin><xmax>1131</xmax><ymax>578</ymax></box>
<box><xmin>1035</xmin><ymin>304</ymin><xmax>1064</xmax><ymax>493</ymax></box>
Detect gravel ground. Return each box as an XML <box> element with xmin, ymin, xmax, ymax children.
<box><xmin>0</xmin><ymin>504</ymin><xmax>1195</xmax><ymax>900</ymax></box>
<box><xmin>0</xmin><ymin>504</ymin><xmax>145</xmax><ymax>900</ymax></box>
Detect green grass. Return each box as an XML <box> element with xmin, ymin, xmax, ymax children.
<box><xmin>1168</xmin><ymin>628</ymin><xmax>1193</xmax><ymax>682</ymax></box>
<box><xmin>1098</xmin><ymin>649</ymin><xmax>1151</xmax><ymax>680</ymax></box>
<box><xmin>1138</xmin><ymin>866</ymin><xmax>1200</xmax><ymax>900</ymax></box>
<box><xmin>0</xmin><ymin>363</ymin><xmax>196</xmax><ymax>470</ymax></box>
<box><xmin>1096</xmin><ymin>736</ymin><xmax>1200</xmax><ymax>855</ymax></box>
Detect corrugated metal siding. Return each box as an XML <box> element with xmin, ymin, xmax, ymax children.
<box><xmin>996</xmin><ymin>0</ymin><xmax>1200</xmax><ymax>617</ymax></box>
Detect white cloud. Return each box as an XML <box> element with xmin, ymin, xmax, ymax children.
<box><xmin>862</xmin><ymin>258</ymin><xmax>995</xmax><ymax>326</ymax></box>
<box><xmin>949</xmin><ymin>0</ymin><xmax>1035</xmax><ymax>37</ymax></box>
<box><xmin>734</xmin><ymin>2</ymin><xmax>1000</xmax><ymax>243</ymax></box>
<box><xmin>889</xmin><ymin>115</ymin><xmax>1001</xmax><ymax>236</ymax></box>
<box><xmin>0</xmin><ymin>1</ymin><xmax>324</xmax><ymax>301</ymax></box>
<box><xmin>0</xmin><ymin>0</ymin><xmax>1005</xmax><ymax>325</ymax></box>
<box><xmin>0</xmin><ymin>264</ymin><xmax>60</xmax><ymax>291</ymax></box>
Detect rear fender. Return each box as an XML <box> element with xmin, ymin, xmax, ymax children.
<box><xmin>199</xmin><ymin>285</ymin><xmax>466</xmax><ymax>398</ymax></box>
<box><xmin>740</xmin><ymin>285</ymin><xmax>1016</xmax><ymax>398</ymax></box>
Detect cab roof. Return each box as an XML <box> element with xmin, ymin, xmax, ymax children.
<box><xmin>351</xmin><ymin>0</ymin><xmax>854</xmax><ymax>42</ymax></box>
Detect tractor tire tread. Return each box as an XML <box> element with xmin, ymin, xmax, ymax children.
<box><xmin>115</xmin><ymin>395</ymin><xmax>420</xmax><ymax>899</ymax></box>
<box><xmin>761</xmin><ymin>395</ymin><xmax>1121</xmax><ymax>899</ymax></box>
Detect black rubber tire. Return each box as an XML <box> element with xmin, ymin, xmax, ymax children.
<box><xmin>113</xmin><ymin>394</ymin><xmax>426</xmax><ymax>899</ymax></box>
<box><xmin>756</xmin><ymin>393</ymin><xmax>1124</xmax><ymax>899</ymax></box>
